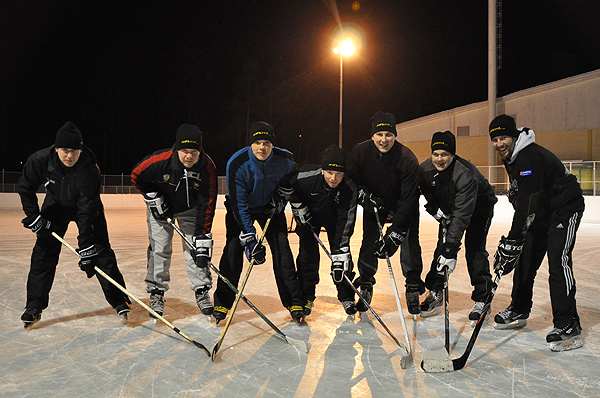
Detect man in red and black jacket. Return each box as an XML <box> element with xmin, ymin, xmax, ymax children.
<box><xmin>18</xmin><ymin>121</ymin><xmax>131</xmax><ymax>328</ymax></box>
<box><xmin>131</xmin><ymin>124</ymin><xmax>218</xmax><ymax>318</ymax></box>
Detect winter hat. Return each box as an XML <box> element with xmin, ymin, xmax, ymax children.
<box><xmin>489</xmin><ymin>114</ymin><xmax>519</xmax><ymax>139</ymax></box>
<box><xmin>174</xmin><ymin>124</ymin><xmax>202</xmax><ymax>151</ymax></box>
<box><xmin>321</xmin><ymin>145</ymin><xmax>346</xmax><ymax>172</ymax></box>
<box><xmin>431</xmin><ymin>131</ymin><xmax>456</xmax><ymax>155</ymax></box>
<box><xmin>248</xmin><ymin>121</ymin><xmax>275</xmax><ymax>145</ymax></box>
<box><xmin>371</xmin><ymin>111</ymin><xmax>397</xmax><ymax>136</ymax></box>
<box><xmin>54</xmin><ymin>121</ymin><xmax>83</xmax><ymax>149</ymax></box>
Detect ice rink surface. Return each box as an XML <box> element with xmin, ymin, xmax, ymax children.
<box><xmin>1</xmin><ymin>207</ymin><xmax>599</xmax><ymax>398</ymax></box>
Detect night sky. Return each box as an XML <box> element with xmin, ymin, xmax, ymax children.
<box><xmin>1</xmin><ymin>1</ymin><xmax>599</xmax><ymax>175</ymax></box>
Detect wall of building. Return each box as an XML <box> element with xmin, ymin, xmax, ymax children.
<box><xmin>396</xmin><ymin>69</ymin><xmax>600</xmax><ymax>165</ymax></box>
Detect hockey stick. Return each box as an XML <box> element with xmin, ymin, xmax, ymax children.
<box><xmin>442</xmin><ymin>225</ymin><xmax>450</xmax><ymax>354</ymax></box>
<box><xmin>371</xmin><ymin>208</ymin><xmax>415</xmax><ymax>369</ymax></box>
<box><xmin>312</xmin><ymin>231</ymin><xmax>412</xmax><ymax>369</ymax></box>
<box><xmin>52</xmin><ymin>232</ymin><xmax>211</xmax><ymax>356</ymax></box>
<box><xmin>167</xmin><ymin>218</ymin><xmax>308</xmax><ymax>353</ymax></box>
<box><xmin>421</xmin><ymin>268</ymin><xmax>504</xmax><ymax>372</ymax></box>
<box><xmin>211</xmin><ymin>212</ymin><xmax>273</xmax><ymax>362</ymax></box>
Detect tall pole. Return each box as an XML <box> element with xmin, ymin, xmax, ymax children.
<box><xmin>488</xmin><ymin>0</ymin><xmax>498</xmax><ymax>166</ymax></box>
<box><xmin>338</xmin><ymin>53</ymin><xmax>343</xmax><ymax>148</ymax></box>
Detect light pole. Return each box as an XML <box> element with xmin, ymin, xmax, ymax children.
<box><xmin>333</xmin><ymin>31</ymin><xmax>359</xmax><ymax>148</ymax></box>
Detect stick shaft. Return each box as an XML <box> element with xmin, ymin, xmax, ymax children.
<box><xmin>52</xmin><ymin>232</ymin><xmax>210</xmax><ymax>355</ymax></box>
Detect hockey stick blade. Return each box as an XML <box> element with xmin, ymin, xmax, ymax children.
<box><xmin>421</xmin><ymin>271</ymin><xmax>503</xmax><ymax>373</ymax></box>
<box><xmin>52</xmin><ymin>232</ymin><xmax>211</xmax><ymax>356</ymax></box>
<box><xmin>167</xmin><ymin>218</ymin><xmax>308</xmax><ymax>354</ymax></box>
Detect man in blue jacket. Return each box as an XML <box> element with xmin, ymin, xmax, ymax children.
<box><xmin>213</xmin><ymin>121</ymin><xmax>304</xmax><ymax>323</ymax></box>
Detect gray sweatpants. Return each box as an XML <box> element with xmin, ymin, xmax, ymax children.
<box><xmin>144</xmin><ymin>207</ymin><xmax>212</xmax><ymax>293</ymax></box>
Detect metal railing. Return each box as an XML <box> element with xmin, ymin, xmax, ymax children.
<box><xmin>2</xmin><ymin>161</ymin><xmax>598</xmax><ymax>196</ymax></box>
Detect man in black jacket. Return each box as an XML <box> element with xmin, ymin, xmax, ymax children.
<box><xmin>131</xmin><ymin>124</ymin><xmax>218</xmax><ymax>317</ymax></box>
<box><xmin>489</xmin><ymin>114</ymin><xmax>584</xmax><ymax>352</ymax></box>
<box><xmin>18</xmin><ymin>122</ymin><xmax>130</xmax><ymax>328</ymax></box>
<box><xmin>419</xmin><ymin>131</ymin><xmax>497</xmax><ymax>324</ymax></box>
<box><xmin>347</xmin><ymin>111</ymin><xmax>424</xmax><ymax>315</ymax></box>
<box><xmin>290</xmin><ymin>145</ymin><xmax>358</xmax><ymax>316</ymax></box>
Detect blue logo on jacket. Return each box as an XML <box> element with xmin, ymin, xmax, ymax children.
<box><xmin>520</xmin><ymin>170</ymin><xmax>532</xmax><ymax>176</ymax></box>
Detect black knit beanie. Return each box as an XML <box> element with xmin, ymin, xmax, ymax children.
<box><xmin>174</xmin><ymin>124</ymin><xmax>203</xmax><ymax>151</ymax></box>
<box><xmin>431</xmin><ymin>131</ymin><xmax>456</xmax><ymax>155</ymax></box>
<box><xmin>321</xmin><ymin>145</ymin><xmax>346</xmax><ymax>172</ymax></box>
<box><xmin>248</xmin><ymin>121</ymin><xmax>275</xmax><ymax>145</ymax></box>
<box><xmin>489</xmin><ymin>114</ymin><xmax>519</xmax><ymax>139</ymax></box>
<box><xmin>54</xmin><ymin>121</ymin><xmax>83</xmax><ymax>149</ymax></box>
<box><xmin>371</xmin><ymin>111</ymin><xmax>397</xmax><ymax>136</ymax></box>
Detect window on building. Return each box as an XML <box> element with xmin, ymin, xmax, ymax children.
<box><xmin>457</xmin><ymin>126</ymin><xmax>470</xmax><ymax>137</ymax></box>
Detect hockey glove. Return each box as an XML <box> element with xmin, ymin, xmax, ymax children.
<box><xmin>77</xmin><ymin>245</ymin><xmax>98</xmax><ymax>278</ymax></box>
<box><xmin>291</xmin><ymin>202</ymin><xmax>316</xmax><ymax>230</ymax></box>
<box><xmin>265</xmin><ymin>194</ymin><xmax>285</xmax><ymax>215</ymax></box>
<box><xmin>375</xmin><ymin>229</ymin><xmax>406</xmax><ymax>259</ymax></box>
<box><xmin>494</xmin><ymin>236</ymin><xmax>523</xmax><ymax>275</ymax></box>
<box><xmin>239</xmin><ymin>232</ymin><xmax>266</xmax><ymax>265</ymax></box>
<box><xmin>23</xmin><ymin>214</ymin><xmax>55</xmax><ymax>237</ymax></box>
<box><xmin>193</xmin><ymin>233</ymin><xmax>213</xmax><ymax>268</ymax></box>
<box><xmin>143</xmin><ymin>192</ymin><xmax>171</xmax><ymax>221</ymax></box>
<box><xmin>331</xmin><ymin>250</ymin><xmax>351</xmax><ymax>284</ymax></box>
<box><xmin>357</xmin><ymin>188</ymin><xmax>384</xmax><ymax>213</ymax></box>
<box><xmin>436</xmin><ymin>242</ymin><xmax>460</xmax><ymax>275</ymax></box>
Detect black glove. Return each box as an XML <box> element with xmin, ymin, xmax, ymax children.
<box><xmin>331</xmin><ymin>250</ymin><xmax>351</xmax><ymax>284</ymax></box>
<box><xmin>291</xmin><ymin>202</ymin><xmax>316</xmax><ymax>230</ymax></box>
<box><xmin>143</xmin><ymin>192</ymin><xmax>171</xmax><ymax>221</ymax></box>
<box><xmin>357</xmin><ymin>188</ymin><xmax>384</xmax><ymax>213</ymax></box>
<box><xmin>265</xmin><ymin>194</ymin><xmax>285</xmax><ymax>215</ymax></box>
<box><xmin>375</xmin><ymin>229</ymin><xmax>406</xmax><ymax>259</ymax></box>
<box><xmin>494</xmin><ymin>236</ymin><xmax>523</xmax><ymax>275</ymax></box>
<box><xmin>23</xmin><ymin>214</ymin><xmax>54</xmax><ymax>237</ymax></box>
<box><xmin>239</xmin><ymin>232</ymin><xmax>266</xmax><ymax>265</ymax></box>
<box><xmin>77</xmin><ymin>245</ymin><xmax>98</xmax><ymax>278</ymax></box>
<box><xmin>193</xmin><ymin>233</ymin><xmax>213</xmax><ymax>268</ymax></box>
<box><xmin>436</xmin><ymin>242</ymin><xmax>460</xmax><ymax>275</ymax></box>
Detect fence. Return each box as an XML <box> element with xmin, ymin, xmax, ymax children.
<box><xmin>1</xmin><ymin>161</ymin><xmax>599</xmax><ymax>196</ymax></box>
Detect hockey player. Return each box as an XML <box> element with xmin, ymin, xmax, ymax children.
<box><xmin>131</xmin><ymin>124</ymin><xmax>218</xmax><ymax>317</ymax></box>
<box><xmin>347</xmin><ymin>111</ymin><xmax>425</xmax><ymax>315</ymax></box>
<box><xmin>489</xmin><ymin>114</ymin><xmax>584</xmax><ymax>351</ymax></box>
<box><xmin>290</xmin><ymin>145</ymin><xmax>359</xmax><ymax>316</ymax></box>
<box><xmin>212</xmin><ymin>121</ymin><xmax>303</xmax><ymax>323</ymax></box>
<box><xmin>419</xmin><ymin>131</ymin><xmax>497</xmax><ymax>324</ymax></box>
<box><xmin>18</xmin><ymin>121</ymin><xmax>131</xmax><ymax>327</ymax></box>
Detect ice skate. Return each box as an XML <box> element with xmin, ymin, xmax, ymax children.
<box><xmin>420</xmin><ymin>290</ymin><xmax>442</xmax><ymax>318</ymax></box>
<box><xmin>115</xmin><ymin>302</ymin><xmax>131</xmax><ymax>320</ymax></box>
<box><xmin>405</xmin><ymin>285</ymin><xmax>421</xmax><ymax>320</ymax></box>
<box><xmin>288</xmin><ymin>306</ymin><xmax>305</xmax><ymax>324</ymax></box>
<box><xmin>494</xmin><ymin>305</ymin><xmax>528</xmax><ymax>329</ymax></box>
<box><xmin>303</xmin><ymin>300</ymin><xmax>314</xmax><ymax>316</ymax></box>
<box><xmin>149</xmin><ymin>290</ymin><xmax>165</xmax><ymax>319</ymax></box>
<box><xmin>341</xmin><ymin>300</ymin><xmax>357</xmax><ymax>316</ymax></box>
<box><xmin>21</xmin><ymin>308</ymin><xmax>42</xmax><ymax>329</ymax></box>
<box><xmin>356</xmin><ymin>283</ymin><xmax>373</xmax><ymax>312</ymax></box>
<box><xmin>195</xmin><ymin>287</ymin><xmax>214</xmax><ymax>316</ymax></box>
<box><xmin>469</xmin><ymin>301</ymin><xmax>490</xmax><ymax>327</ymax></box>
<box><xmin>546</xmin><ymin>316</ymin><xmax>583</xmax><ymax>352</ymax></box>
<box><xmin>212</xmin><ymin>306</ymin><xmax>228</xmax><ymax>324</ymax></box>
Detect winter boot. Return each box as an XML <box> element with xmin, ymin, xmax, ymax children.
<box><xmin>405</xmin><ymin>285</ymin><xmax>421</xmax><ymax>317</ymax></box>
<box><xmin>213</xmin><ymin>306</ymin><xmax>229</xmax><ymax>324</ymax></box>
<box><xmin>115</xmin><ymin>302</ymin><xmax>131</xmax><ymax>319</ymax></box>
<box><xmin>21</xmin><ymin>308</ymin><xmax>42</xmax><ymax>328</ymax></box>
<box><xmin>304</xmin><ymin>300</ymin><xmax>314</xmax><ymax>316</ymax></box>
<box><xmin>546</xmin><ymin>315</ymin><xmax>583</xmax><ymax>352</ymax></box>
<box><xmin>420</xmin><ymin>290</ymin><xmax>442</xmax><ymax>318</ymax></box>
<box><xmin>469</xmin><ymin>301</ymin><xmax>490</xmax><ymax>327</ymax></box>
<box><xmin>149</xmin><ymin>290</ymin><xmax>165</xmax><ymax>318</ymax></box>
<box><xmin>341</xmin><ymin>300</ymin><xmax>357</xmax><ymax>315</ymax></box>
<box><xmin>356</xmin><ymin>283</ymin><xmax>373</xmax><ymax>312</ymax></box>
<box><xmin>288</xmin><ymin>305</ymin><xmax>305</xmax><ymax>324</ymax></box>
<box><xmin>195</xmin><ymin>287</ymin><xmax>214</xmax><ymax>316</ymax></box>
<box><xmin>493</xmin><ymin>305</ymin><xmax>528</xmax><ymax>329</ymax></box>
